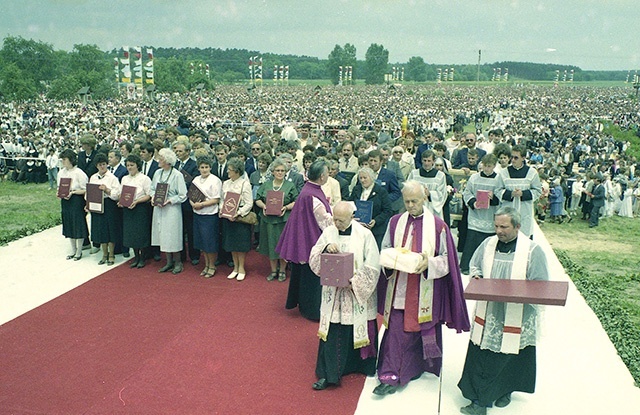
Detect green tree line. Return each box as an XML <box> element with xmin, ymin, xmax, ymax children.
<box><xmin>0</xmin><ymin>35</ymin><xmax>632</xmax><ymax>102</ymax></box>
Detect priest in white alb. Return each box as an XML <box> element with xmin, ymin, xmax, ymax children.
<box><xmin>308</xmin><ymin>201</ymin><xmax>380</xmax><ymax>391</ymax></box>
<box><xmin>457</xmin><ymin>206</ymin><xmax>549</xmax><ymax>415</ymax></box>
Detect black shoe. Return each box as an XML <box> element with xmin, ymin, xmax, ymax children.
<box><xmin>214</xmin><ymin>259</ymin><xmax>221</xmax><ymax>266</ymax></box>
<box><xmin>494</xmin><ymin>393</ymin><xmax>511</xmax><ymax>408</ymax></box>
<box><xmin>153</xmin><ymin>254</ymin><xmax>162</xmax><ymax>262</ymax></box>
<box><xmin>191</xmin><ymin>258</ymin><xmax>200</xmax><ymax>266</ymax></box>
<box><xmin>158</xmin><ymin>263</ymin><xmax>174</xmax><ymax>273</ymax></box>
<box><xmin>312</xmin><ymin>378</ymin><xmax>329</xmax><ymax>390</ymax></box>
<box><xmin>460</xmin><ymin>402</ymin><xmax>487</xmax><ymax>415</ymax></box>
<box><xmin>136</xmin><ymin>261</ymin><xmax>146</xmax><ymax>269</ymax></box>
<box><xmin>130</xmin><ymin>259</ymin><xmax>139</xmax><ymax>268</ymax></box>
<box><xmin>372</xmin><ymin>383</ymin><xmax>398</xmax><ymax>396</ymax></box>
<box><xmin>122</xmin><ymin>251</ymin><xmax>130</xmax><ymax>258</ymax></box>
<box><xmin>227</xmin><ymin>260</ymin><xmax>235</xmax><ymax>268</ymax></box>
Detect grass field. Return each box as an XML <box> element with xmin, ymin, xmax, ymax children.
<box><xmin>0</xmin><ymin>181</ymin><xmax>62</xmax><ymax>245</ymax></box>
<box><xmin>543</xmin><ymin>215</ymin><xmax>640</xmax><ymax>385</ymax></box>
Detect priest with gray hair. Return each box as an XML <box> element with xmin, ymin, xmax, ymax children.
<box><xmin>308</xmin><ymin>201</ymin><xmax>380</xmax><ymax>391</ymax></box>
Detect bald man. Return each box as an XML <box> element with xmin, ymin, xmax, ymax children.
<box><xmin>308</xmin><ymin>201</ymin><xmax>381</xmax><ymax>390</ymax></box>
<box><xmin>373</xmin><ymin>181</ymin><xmax>470</xmax><ymax>396</ymax></box>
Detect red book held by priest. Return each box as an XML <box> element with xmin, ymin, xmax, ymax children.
<box><xmin>319</xmin><ymin>252</ymin><xmax>354</xmax><ymax>287</ymax></box>
<box><xmin>475</xmin><ymin>190</ymin><xmax>491</xmax><ymax>209</ymax></box>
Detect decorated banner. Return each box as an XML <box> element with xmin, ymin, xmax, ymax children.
<box><xmin>562</xmin><ymin>70</ymin><xmax>568</xmax><ymax>82</ymax></box>
<box><xmin>449</xmin><ymin>68</ymin><xmax>454</xmax><ymax>81</ymax></box>
<box><xmin>120</xmin><ymin>46</ymin><xmax>131</xmax><ymax>83</ymax></box>
<box><xmin>437</xmin><ymin>68</ymin><xmax>442</xmax><ymax>83</ymax></box>
<box><xmin>284</xmin><ymin>65</ymin><xmax>289</xmax><ymax>82</ymax></box>
<box><xmin>400</xmin><ymin>67</ymin><xmax>404</xmax><ymax>82</ymax></box>
<box><xmin>503</xmin><ymin>68</ymin><xmax>509</xmax><ymax>82</ymax></box>
<box><xmin>339</xmin><ymin>65</ymin><xmax>343</xmax><ymax>85</ymax></box>
<box><xmin>256</xmin><ymin>57</ymin><xmax>263</xmax><ymax>81</ymax></box>
<box><xmin>133</xmin><ymin>46</ymin><xmax>143</xmax><ymax>86</ymax></box>
<box><xmin>443</xmin><ymin>68</ymin><xmax>448</xmax><ymax>82</ymax></box>
<box><xmin>206</xmin><ymin>64</ymin><xmax>210</xmax><ymax>79</ymax></box>
<box><xmin>274</xmin><ymin>65</ymin><xmax>278</xmax><ymax>82</ymax></box>
<box><xmin>279</xmin><ymin>65</ymin><xmax>284</xmax><ymax>83</ymax></box>
<box><xmin>145</xmin><ymin>48</ymin><xmax>154</xmax><ymax>84</ymax></box>
<box><xmin>114</xmin><ymin>57</ymin><xmax>120</xmax><ymax>83</ymax></box>
<box><xmin>569</xmin><ymin>69</ymin><xmax>574</xmax><ymax>82</ymax></box>
<box><xmin>347</xmin><ymin>66</ymin><xmax>352</xmax><ymax>84</ymax></box>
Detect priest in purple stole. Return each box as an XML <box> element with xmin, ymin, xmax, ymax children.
<box><xmin>374</xmin><ymin>180</ymin><xmax>470</xmax><ymax>396</ymax></box>
<box><xmin>276</xmin><ymin>160</ymin><xmax>333</xmax><ymax>321</ymax></box>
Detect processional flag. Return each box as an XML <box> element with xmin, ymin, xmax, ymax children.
<box><xmin>145</xmin><ymin>48</ymin><xmax>154</xmax><ymax>84</ymax></box>
<box><xmin>121</xmin><ymin>46</ymin><xmax>131</xmax><ymax>83</ymax></box>
<box><xmin>133</xmin><ymin>46</ymin><xmax>143</xmax><ymax>85</ymax></box>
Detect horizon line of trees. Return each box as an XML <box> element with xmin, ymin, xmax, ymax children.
<box><xmin>0</xmin><ymin>35</ymin><xmax>633</xmax><ymax>102</ymax></box>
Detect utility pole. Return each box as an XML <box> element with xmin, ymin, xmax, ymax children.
<box><xmin>477</xmin><ymin>49</ymin><xmax>481</xmax><ymax>83</ymax></box>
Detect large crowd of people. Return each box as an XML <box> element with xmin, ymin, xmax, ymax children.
<box><xmin>1</xmin><ymin>83</ymin><xmax>639</xmax><ymax>413</ymax></box>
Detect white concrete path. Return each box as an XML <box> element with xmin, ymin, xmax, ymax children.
<box><xmin>1</xmin><ymin>224</ymin><xmax>639</xmax><ymax>415</ymax></box>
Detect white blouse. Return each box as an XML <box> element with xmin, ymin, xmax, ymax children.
<box><xmin>192</xmin><ymin>174</ymin><xmax>222</xmax><ymax>215</ymax></box>
<box><xmin>58</xmin><ymin>166</ymin><xmax>88</xmax><ymax>192</ymax></box>
<box><xmin>121</xmin><ymin>172</ymin><xmax>152</xmax><ymax>202</ymax></box>
<box><xmin>222</xmin><ymin>177</ymin><xmax>253</xmax><ymax>217</ymax></box>
<box><xmin>89</xmin><ymin>171</ymin><xmax>121</xmax><ymax>201</ymax></box>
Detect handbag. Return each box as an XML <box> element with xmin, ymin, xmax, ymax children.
<box><xmin>236</xmin><ymin>211</ymin><xmax>258</xmax><ymax>225</ymax></box>
<box><xmin>235</xmin><ymin>181</ymin><xmax>258</xmax><ymax>225</ymax></box>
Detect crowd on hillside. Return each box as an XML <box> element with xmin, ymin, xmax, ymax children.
<box><xmin>0</xmin><ymin>86</ymin><xmax>640</xmax><ymax>277</ymax></box>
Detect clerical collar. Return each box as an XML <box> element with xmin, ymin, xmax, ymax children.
<box><xmin>408</xmin><ymin>212</ymin><xmax>424</xmax><ymax>220</ymax></box>
<box><xmin>496</xmin><ymin>237</ymin><xmax>517</xmax><ymax>253</ymax></box>
<box><xmin>512</xmin><ymin>163</ymin><xmax>525</xmax><ymax>170</ymax></box>
<box><xmin>338</xmin><ymin>225</ymin><xmax>352</xmax><ymax>235</ymax></box>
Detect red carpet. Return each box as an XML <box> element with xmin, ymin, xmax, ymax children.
<box><xmin>0</xmin><ymin>251</ymin><xmax>367</xmax><ymax>414</ymax></box>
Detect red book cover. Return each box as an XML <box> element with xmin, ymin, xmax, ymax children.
<box><xmin>464</xmin><ymin>278</ymin><xmax>569</xmax><ymax>306</ymax></box>
<box><xmin>320</xmin><ymin>253</ymin><xmax>354</xmax><ymax>287</ymax></box>
<box><xmin>57</xmin><ymin>177</ymin><xmax>71</xmax><ymax>198</ymax></box>
<box><xmin>187</xmin><ymin>182</ymin><xmax>207</xmax><ymax>203</ymax></box>
<box><xmin>265</xmin><ymin>190</ymin><xmax>284</xmax><ymax>216</ymax></box>
<box><xmin>220</xmin><ymin>191</ymin><xmax>240</xmax><ymax>219</ymax></box>
<box><xmin>86</xmin><ymin>183</ymin><xmax>104</xmax><ymax>213</ymax></box>
<box><xmin>476</xmin><ymin>190</ymin><xmax>490</xmax><ymax>209</ymax></box>
<box><xmin>119</xmin><ymin>185</ymin><xmax>137</xmax><ymax>208</ymax></box>
<box><xmin>153</xmin><ymin>182</ymin><xmax>169</xmax><ymax>207</ymax></box>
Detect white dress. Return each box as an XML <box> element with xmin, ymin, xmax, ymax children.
<box><xmin>151</xmin><ymin>168</ymin><xmax>187</xmax><ymax>252</ymax></box>
<box><xmin>618</xmin><ymin>188</ymin><xmax>634</xmax><ymax>218</ymax></box>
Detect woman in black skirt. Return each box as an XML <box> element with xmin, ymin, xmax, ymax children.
<box><xmin>220</xmin><ymin>157</ymin><xmax>253</xmax><ymax>281</ymax></box>
<box><xmin>118</xmin><ymin>154</ymin><xmax>152</xmax><ymax>268</ymax></box>
<box><xmin>57</xmin><ymin>149</ymin><xmax>89</xmax><ymax>260</ymax></box>
<box><xmin>87</xmin><ymin>152</ymin><xmax>122</xmax><ymax>265</ymax></box>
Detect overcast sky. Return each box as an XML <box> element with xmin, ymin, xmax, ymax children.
<box><xmin>2</xmin><ymin>0</ymin><xmax>638</xmax><ymax>71</ymax></box>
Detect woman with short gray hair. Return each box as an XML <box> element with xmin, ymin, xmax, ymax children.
<box><xmin>151</xmin><ymin>148</ymin><xmax>187</xmax><ymax>274</ymax></box>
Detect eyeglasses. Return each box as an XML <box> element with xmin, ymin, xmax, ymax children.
<box><xmin>393</xmin><ymin>151</ymin><xmax>403</xmax><ymax>154</ymax></box>
<box><xmin>273</xmin><ymin>169</ymin><xmax>286</xmax><ymax>173</ymax></box>
<box><xmin>251</xmin><ymin>147</ymin><xmax>261</xmax><ymax>151</ymax></box>
<box><xmin>511</xmin><ymin>156</ymin><xmax>521</xmax><ymax>159</ymax></box>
